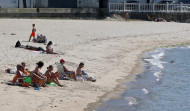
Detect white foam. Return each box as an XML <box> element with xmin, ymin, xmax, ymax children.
<box><xmin>144</xmin><ymin>59</ymin><xmax>165</xmax><ymax>69</ymax></box>
<box><xmin>144</xmin><ymin>50</ymin><xmax>166</xmax><ymax>69</ymax></box>
<box><xmin>151</xmin><ymin>52</ymin><xmax>165</xmax><ymax>60</ymax></box>
<box><xmin>188</xmin><ymin>46</ymin><xmax>190</xmax><ymax>49</ymax></box>
<box><xmin>124</xmin><ymin>97</ymin><xmax>138</xmax><ymax>106</ymax></box>
<box><xmin>154</xmin><ymin>71</ymin><xmax>162</xmax><ymax>80</ymax></box>
<box><xmin>142</xmin><ymin>88</ymin><xmax>149</xmax><ymax>94</ymax></box>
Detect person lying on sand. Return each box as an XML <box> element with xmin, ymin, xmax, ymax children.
<box><xmin>31</xmin><ymin>61</ymin><xmax>47</xmax><ymax>88</ymax></box>
<box><xmin>25</xmin><ymin>45</ymin><xmax>45</xmax><ymax>52</ymax></box>
<box><xmin>6</xmin><ymin>62</ymin><xmax>29</xmax><ymax>74</ymax></box>
<box><xmin>46</xmin><ymin>41</ymin><xmax>58</xmax><ymax>54</ymax></box>
<box><xmin>76</xmin><ymin>62</ymin><xmax>96</xmax><ymax>82</ymax></box>
<box><xmin>44</xmin><ymin>65</ymin><xmax>64</xmax><ymax>87</ymax></box>
<box><xmin>57</xmin><ymin>59</ymin><xmax>77</xmax><ymax>80</ymax></box>
<box><xmin>15</xmin><ymin>41</ymin><xmax>58</xmax><ymax>54</ymax></box>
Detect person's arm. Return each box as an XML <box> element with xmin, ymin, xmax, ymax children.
<box><xmin>17</xmin><ymin>71</ymin><xmax>27</xmax><ymax>78</ymax></box>
<box><xmin>63</xmin><ymin>65</ymin><xmax>69</xmax><ymax>72</ymax></box>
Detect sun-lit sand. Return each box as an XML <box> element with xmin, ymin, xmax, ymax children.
<box><xmin>0</xmin><ymin>19</ymin><xmax>190</xmax><ymax>111</ymax></box>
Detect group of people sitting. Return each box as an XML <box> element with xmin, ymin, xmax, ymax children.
<box><xmin>147</xmin><ymin>14</ymin><xmax>174</xmax><ymax>22</ymax></box>
<box><xmin>11</xmin><ymin>59</ymin><xmax>96</xmax><ymax>89</ymax></box>
<box><xmin>15</xmin><ymin>41</ymin><xmax>58</xmax><ymax>54</ymax></box>
<box><xmin>11</xmin><ymin>24</ymin><xmax>96</xmax><ymax>89</ymax></box>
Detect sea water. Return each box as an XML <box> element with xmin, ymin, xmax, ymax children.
<box><xmin>96</xmin><ymin>46</ymin><xmax>190</xmax><ymax>111</ymax></box>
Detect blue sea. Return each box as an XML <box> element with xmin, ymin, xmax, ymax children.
<box><xmin>96</xmin><ymin>46</ymin><xmax>190</xmax><ymax>111</ymax></box>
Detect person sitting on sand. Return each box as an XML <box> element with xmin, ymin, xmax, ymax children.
<box><xmin>44</xmin><ymin>65</ymin><xmax>64</xmax><ymax>87</ymax></box>
<box><xmin>12</xmin><ymin>64</ymin><xmax>29</xmax><ymax>84</ymax></box>
<box><xmin>76</xmin><ymin>62</ymin><xmax>96</xmax><ymax>82</ymax></box>
<box><xmin>21</xmin><ymin>62</ymin><xmax>30</xmax><ymax>75</ymax></box>
<box><xmin>31</xmin><ymin>61</ymin><xmax>47</xmax><ymax>87</ymax></box>
<box><xmin>46</xmin><ymin>41</ymin><xmax>57</xmax><ymax>54</ymax></box>
<box><xmin>57</xmin><ymin>59</ymin><xmax>77</xmax><ymax>80</ymax></box>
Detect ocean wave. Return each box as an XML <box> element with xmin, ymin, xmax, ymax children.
<box><xmin>144</xmin><ymin>59</ymin><xmax>166</xmax><ymax>69</ymax></box>
<box><xmin>142</xmin><ymin>88</ymin><xmax>150</xmax><ymax>94</ymax></box>
<box><xmin>144</xmin><ymin>50</ymin><xmax>166</xmax><ymax>69</ymax></box>
<box><xmin>151</xmin><ymin>52</ymin><xmax>165</xmax><ymax>60</ymax></box>
<box><xmin>154</xmin><ymin>71</ymin><xmax>163</xmax><ymax>81</ymax></box>
<box><xmin>124</xmin><ymin>97</ymin><xmax>139</xmax><ymax>106</ymax></box>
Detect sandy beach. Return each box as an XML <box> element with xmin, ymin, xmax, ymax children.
<box><xmin>0</xmin><ymin>19</ymin><xmax>190</xmax><ymax>111</ymax></box>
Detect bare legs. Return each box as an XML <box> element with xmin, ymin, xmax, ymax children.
<box><xmin>46</xmin><ymin>72</ymin><xmax>64</xmax><ymax>87</ymax></box>
<box><xmin>29</xmin><ymin>36</ymin><xmax>35</xmax><ymax>42</ymax></box>
<box><xmin>31</xmin><ymin>73</ymin><xmax>47</xmax><ymax>87</ymax></box>
<box><xmin>29</xmin><ymin>36</ymin><xmax>32</xmax><ymax>42</ymax></box>
<box><xmin>71</xmin><ymin>72</ymin><xmax>77</xmax><ymax>81</ymax></box>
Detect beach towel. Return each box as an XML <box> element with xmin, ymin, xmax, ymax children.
<box><xmin>45</xmin><ymin>82</ymin><xmax>56</xmax><ymax>86</ymax></box>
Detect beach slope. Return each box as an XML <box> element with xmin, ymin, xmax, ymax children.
<box><xmin>0</xmin><ymin>19</ymin><xmax>190</xmax><ymax>111</ymax></box>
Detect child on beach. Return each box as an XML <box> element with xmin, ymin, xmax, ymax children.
<box><xmin>76</xmin><ymin>62</ymin><xmax>96</xmax><ymax>82</ymax></box>
<box><xmin>31</xmin><ymin>61</ymin><xmax>47</xmax><ymax>87</ymax></box>
<box><xmin>44</xmin><ymin>65</ymin><xmax>64</xmax><ymax>87</ymax></box>
<box><xmin>29</xmin><ymin>24</ymin><xmax>36</xmax><ymax>42</ymax></box>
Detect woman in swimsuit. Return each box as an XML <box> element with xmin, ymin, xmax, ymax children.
<box><xmin>46</xmin><ymin>41</ymin><xmax>58</xmax><ymax>54</ymax></box>
<box><xmin>31</xmin><ymin>61</ymin><xmax>47</xmax><ymax>87</ymax></box>
<box><xmin>12</xmin><ymin>64</ymin><xmax>29</xmax><ymax>84</ymax></box>
<box><xmin>76</xmin><ymin>62</ymin><xmax>96</xmax><ymax>82</ymax></box>
<box><xmin>44</xmin><ymin>65</ymin><xmax>64</xmax><ymax>87</ymax></box>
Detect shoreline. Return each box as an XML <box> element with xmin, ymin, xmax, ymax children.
<box><xmin>1</xmin><ymin>19</ymin><xmax>190</xmax><ymax>111</ymax></box>
<box><xmin>85</xmin><ymin>43</ymin><xmax>190</xmax><ymax>111</ymax></box>
<box><xmin>84</xmin><ymin>53</ymin><xmax>145</xmax><ymax>111</ymax></box>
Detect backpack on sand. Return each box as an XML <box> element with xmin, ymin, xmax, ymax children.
<box><xmin>15</xmin><ymin>40</ymin><xmax>21</xmax><ymax>47</ymax></box>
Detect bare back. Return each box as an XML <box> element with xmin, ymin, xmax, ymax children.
<box><xmin>33</xmin><ymin>66</ymin><xmax>42</xmax><ymax>76</ymax></box>
<box><xmin>76</xmin><ymin>67</ymin><xmax>82</xmax><ymax>76</ymax></box>
<box><xmin>32</xmin><ymin>27</ymin><xmax>36</xmax><ymax>32</ymax></box>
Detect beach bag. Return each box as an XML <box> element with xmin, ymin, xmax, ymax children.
<box><xmin>15</xmin><ymin>40</ymin><xmax>21</xmax><ymax>47</ymax></box>
<box><xmin>35</xmin><ymin>34</ymin><xmax>47</xmax><ymax>43</ymax></box>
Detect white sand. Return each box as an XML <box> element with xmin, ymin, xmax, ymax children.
<box><xmin>0</xmin><ymin>19</ymin><xmax>190</xmax><ymax>111</ymax></box>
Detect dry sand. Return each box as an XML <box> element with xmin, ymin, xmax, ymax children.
<box><xmin>0</xmin><ymin>19</ymin><xmax>190</xmax><ymax>111</ymax></box>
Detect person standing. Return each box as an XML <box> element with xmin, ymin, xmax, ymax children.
<box><xmin>29</xmin><ymin>24</ymin><xmax>36</xmax><ymax>42</ymax></box>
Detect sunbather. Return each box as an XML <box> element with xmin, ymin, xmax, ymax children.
<box><xmin>46</xmin><ymin>41</ymin><xmax>57</xmax><ymax>54</ymax></box>
<box><xmin>31</xmin><ymin>61</ymin><xmax>47</xmax><ymax>87</ymax></box>
<box><xmin>25</xmin><ymin>45</ymin><xmax>45</xmax><ymax>52</ymax></box>
<box><xmin>44</xmin><ymin>65</ymin><xmax>64</xmax><ymax>87</ymax></box>
<box><xmin>12</xmin><ymin>64</ymin><xmax>29</xmax><ymax>84</ymax></box>
<box><xmin>76</xmin><ymin>62</ymin><xmax>96</xmax><ymax>82</ymax></box>
<box><xmin>57</xmin><ymin>59</ymin><xmax>77</xmax><ymax>80</ymax></box>
<box><xmin>21</xmin><ymin>62</ymin><xmax>30</xmax><ymax>75</ymax></box>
